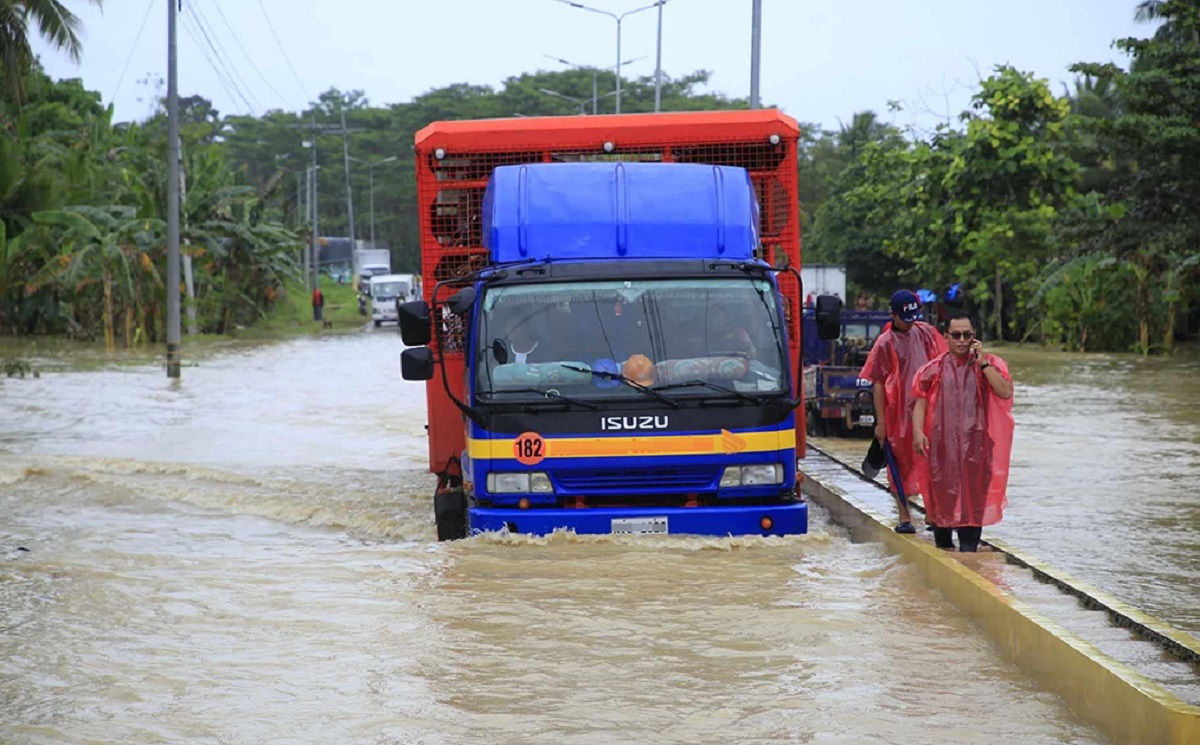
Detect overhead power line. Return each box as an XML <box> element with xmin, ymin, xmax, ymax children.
<box><xmin>111</xmin><ymin>0</ymin><xmax>155</xmax><ymax>104</ymax></box>
<box><xmin>256</xmin><ymin>0</ymin><xmax>310</xmax><ymax>103</ymax></box>
<box><xmin>207</xmin><ymin>0</ymin><xmax>293</xmax><ymax>109</ymax></box>
<box><xmin>179</xmin><ymin>8</ymin><xmax>249</xmax><ymax>115</ymax></box>
<box><xmin>185</xmin><ymin>0</ymin><xmax>260</xmax><ymax>113</ymax></box>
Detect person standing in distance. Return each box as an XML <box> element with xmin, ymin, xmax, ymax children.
<box><xmin>858</xmin><ymin>289</ymin><xmax>948</xmax><ymax>532</ymax></box>
<box><xmin>911</xmin><ymin>313</ymin><xmax>1014</xmax><ymax>551</ymax></box>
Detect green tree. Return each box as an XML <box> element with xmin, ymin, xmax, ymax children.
<box><xmin>0</xmin><ymin>0</ymin><xmax>101</xmax><ymax>102</ymax></box>
<box><xmin>807</xmin><ymin>123</ymin><xmax>917</xmax><ymax>297</ymax></box>
<box><xmin>883</xmin><ymin>67</ymin><xmax>1079</xmax><ymax>339</ymax></box>
<box><xmin>1071</xmin><ymin>0</ymin><xmax>1200</xmax><ymax>353</ymax></box>
<box><xmin>31</xmin><ymin>205</ymin><xmax>162</xmax><ymax>350</ymax></box>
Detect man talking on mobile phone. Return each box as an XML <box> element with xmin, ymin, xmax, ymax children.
<box><xmin>858</xmin><ymin>289</ymin><xmax>948</xmax><ymax>533</ymax></box>
<box><xmin>910</xmin><ymin>312</ymin><xmax>1014</xmax><ymax>551</ymax></box>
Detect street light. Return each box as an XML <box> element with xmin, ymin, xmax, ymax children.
<box><xmin>348</xmin><ymin>156</ymin><xmax>398</xmax><ymax>248</ymax></box>
<box><xmin>553</xmin><ymin>0</ymin><xmax>669</xmax><ymax>114</ymax></box>
<box><xmin>538</xmin><ymin>87</ymin><xmax>620</xmax><ymax>116</ymax></box>
<box><xmin>539</xmin><ymin>87</ymin><xmax>588</xmax><ymax>115</ymax></box>
<box><xmin>545</xmin><ymin>53</ymin><xmax>644</xmax><ymax>114</ymax></box>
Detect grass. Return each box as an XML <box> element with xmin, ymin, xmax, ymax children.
<box><xmin>240</xmin><ymin>279</ymin><xmax>368</xmax><ymax>339</ymax></box>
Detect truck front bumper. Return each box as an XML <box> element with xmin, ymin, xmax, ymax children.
<box><xmin>467</xmin><ymin>502</ymin><xmax>807</xmax><ymax>537</ymax></box>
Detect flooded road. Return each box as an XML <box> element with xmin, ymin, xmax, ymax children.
<box><xmin>2</xmin><ymin>333</ymin><xmax>1183</xmax><ymax>743</ymax></box>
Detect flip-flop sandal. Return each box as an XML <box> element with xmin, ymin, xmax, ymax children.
<box><xmin>894</xmin><ymin>521</ymin><xmax>916</xmax><ymax>534</ymax></box>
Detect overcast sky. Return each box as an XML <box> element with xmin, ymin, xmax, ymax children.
<box><xmin>33</xmin><ymin>0</ymin><xmax>1146</xmax><ymax>132</ymax></box>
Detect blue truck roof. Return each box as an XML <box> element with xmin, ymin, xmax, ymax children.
<box><xmin>482</xmin><ymin>162</ymin><xmax>760</xmax><ymax>264</ymax></box>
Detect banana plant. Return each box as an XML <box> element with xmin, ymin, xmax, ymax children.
<box><xmin>31</xmin><ymin>205</ymin><xmax>163</xmax><ymax>351</ymax></box>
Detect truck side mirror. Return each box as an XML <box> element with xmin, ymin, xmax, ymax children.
<box><xmin>815</xmin><ymin>295</ymin><xmax>842</xmax><ymax>341</ymax></box>
<box><xmin>398</xmin><ymin>301</ymin><xmax>432</xmax><ymax>346</ymax></box>
<box><xmin>401</xmin><ymin>347</ymin><xmax>435</xmax><ymax>381</ymax></box>
<box><xmin>447</xmin><ymin>286</ymin><xmax>476</xmax><ymax>316</ymax></box>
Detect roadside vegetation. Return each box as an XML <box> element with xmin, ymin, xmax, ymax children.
<box><xmin>0</xmin><ymin>1</ymin><xmax>1195</xmax><ymax>354</ymax></box>
<box><xmin>804</xmin><ymin>0</ymin><xmax>1200</xmax><ymax>354</ymax></box>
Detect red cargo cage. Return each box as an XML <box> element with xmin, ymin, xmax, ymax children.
<box><xmin>413</xmin><ymin>110</ymin><xmax>804</xmax><ymax>476</ymax></box>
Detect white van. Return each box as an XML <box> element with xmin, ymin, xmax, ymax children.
<box><xmin>368</xmin><ymin>274</ymin><xmax>417</xmax><ymax>327</ymax></box>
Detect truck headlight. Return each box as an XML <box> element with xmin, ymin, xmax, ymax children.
<box><xmin>720</xmin><ymin>467</ymin><xmax>743</xmax><ymax>487</ymax></box>
<box><xmin>720</xmin><ymin>464</ymin><xmax>784</xmax><ymax>487</ymax></box>
<box><xmin>742</xmin><ymin>464</ymin><xmax>783</xmax><ymax>485</ymax></box>
<box><xmin>487</xmin><ymin>472</ymin><xmax>554</xmax><ymax>494</ymax></box>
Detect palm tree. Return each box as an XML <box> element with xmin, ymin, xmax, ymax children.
<box><xmin>1134</xmin><ymin>0</ymin><xmax>1200</xmax><ymax>42</ymax></box>
<box><xmin>0</xmin><ymin>0</ymin><xmax>102</xmax><ymax>103</ymax></box>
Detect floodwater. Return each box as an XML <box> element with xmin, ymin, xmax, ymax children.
<box><xmin>2</xmin><ymin>334</ymin><xmax>1187</xmax><ymax>744</ymax></box>
<box><xmin>813</xmin><ymin>345</ymin><xmax>1200</xmax><ymax>637</ymax></box>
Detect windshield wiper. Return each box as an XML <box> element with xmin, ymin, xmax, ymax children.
<box><xmin>653</xmin><ymin>379</ymin><xmax>763</xmax><ymax>404</ymax></box>
<box><xmin>560</xmin><ymin>365</ymin><xmax>681</xmax><ymax>409</ymax></box>
<box><xmin>480</xmin><ymin>387</ymin><xmax>600</xmax><ymax>411</ymax></box>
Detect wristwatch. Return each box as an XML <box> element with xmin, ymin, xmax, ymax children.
<box><xmin>979</xmin><ymin>362</ymin><xmax>991</xmax><ymax>371</ymax></box>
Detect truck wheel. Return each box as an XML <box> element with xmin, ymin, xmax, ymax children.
<box><xmin>434</xmin><ymin>488</ymin><xmax>468</xmax><ymax>541</ymax></box>
<box><xmin>806</xmin><ymin>407</ymin><xmax>826</xmax><ymax>438</ymax></box>
<box><xmin>373</xmin><ymin>320</ymin><xmax>382</xmax><ymax>328</ymax></box>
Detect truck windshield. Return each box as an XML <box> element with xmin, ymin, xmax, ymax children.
<box><xmin>476</xmin><ymin>278</ymin><xmax>788</xmax><ymax>400</ymax></box>
<box><xmin>371</xmin><ymin>282</ymin><xmax>407</xmax><ymax>299</ymax></box>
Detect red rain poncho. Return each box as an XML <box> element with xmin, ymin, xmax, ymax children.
<box><xmin>911</xmin><ymin>354</ymin><xmax>1015</xmax><ymax>527</ymax></box>
<box><xmin>858</xmin><ymin>322</ymin><xmax>948</xmax><ymax>497</ymax></box>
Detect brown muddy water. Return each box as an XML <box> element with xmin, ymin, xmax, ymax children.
<box><xmin>1</xmin><ymin>333</ymin><xmax>1188</xmax><ymax>744</ymax></box>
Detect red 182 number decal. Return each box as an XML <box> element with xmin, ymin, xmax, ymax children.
<box><xmin>513</xmin><ymin>432</ymin><xmax>546</xmax><ymax>466</ymax></box>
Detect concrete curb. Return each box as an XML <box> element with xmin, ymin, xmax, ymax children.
<box><xmin>801</xmin><ymin>469</ymin><xmax>1200</xmax><ymax>745</ymax></box>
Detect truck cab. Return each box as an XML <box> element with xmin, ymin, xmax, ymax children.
<box><xmin>367</xmin><ymin>274</ymin><xmax>412</xmax><ymax>327</ymax></box>
<box><xmin>801</xmin><ymin>307</ymin><xmax>891</xmax><ymax>436</ymax></box>
<box><xmin>401</xmin><ymin>162</ymin><xmax>808</xmax><ymax>539</ymax></box>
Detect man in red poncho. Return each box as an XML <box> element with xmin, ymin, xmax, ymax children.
<box><xmin>858</xmin><ymin>289</ymin><xmax>948</xmax><ymax>532</ymax></box>
<box><xmin>911</xmin><ymin>313</ymin><xmax>1014</xmax><ymax>552</ymax></box>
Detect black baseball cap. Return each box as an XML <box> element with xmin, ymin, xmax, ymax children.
<box><xmin>890</xmin><ymin>290</ymin><xmax>922</xmax><ymax>323</ymax></box>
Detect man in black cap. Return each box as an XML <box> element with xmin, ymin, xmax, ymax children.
<box><xmin>858</xmin><ymin>289</ymin><xmax>948</xmax><ymax>532</ymax></box>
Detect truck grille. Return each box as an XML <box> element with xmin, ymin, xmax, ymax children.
<box><xmin>553</xmin><ymin>467</ymin><xmax>718</xmax><ymax>493</ymax></box>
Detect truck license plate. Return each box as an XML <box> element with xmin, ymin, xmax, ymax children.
<box><xmin>860</xmin><ymin>415</ymin><xmax>876</xmax><ymax>425</ymax></box>
<box><xmin>611</xmin><ymin>517</ymin><xmax>669</xmax><ymax>535</ymax></box>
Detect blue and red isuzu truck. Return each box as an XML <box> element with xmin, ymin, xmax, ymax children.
<box><xmin>399</xmin><ymin>111</ymin><xmax>837</xmax><ymax>539</ymax></box>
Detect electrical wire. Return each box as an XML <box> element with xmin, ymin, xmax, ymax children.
<box><xmin>178</xmin><ymin>7</ymin><xmax>249</xmax><ymax>115</ymax></box>
<box><xmin>256</xmin><ymin>0</ymin><xmax>310</xmax><ymax>102</ymax></box>
<box><xmin>207</xmin><ymin>0</ymin><xmax>292</xmax><ymax>109</ymax></box>
<box><xmin>184</xmin><ymin>0</ymin><xmax>260</xmax><ymax>113</ymax></box>
<box><xmin>111</xmin><ymin>0</ymin><xmax>156</xmax><ymax>104</ymax></box>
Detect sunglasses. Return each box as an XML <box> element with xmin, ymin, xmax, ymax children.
<box><xmin>948</xmin><ymin>331</ymin><xmax>975</xmax><ymax>340</ymax></box>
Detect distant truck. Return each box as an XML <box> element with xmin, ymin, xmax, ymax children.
<box><xmin>801</xmin><ymin>264</ymin><xmax>846</xmax><ymax>307</ymax></box>
<box><xmin>367</xmin><ymin>273</ymin><xmax>418</xmax><ymax>327</ymax></box>
<box><xmin>354</xmin><ymin>248</ymin><xmax>392</xmax><ymax>315</ymax></box>
<box><xmin>353</xmin><ymin>248</ymin><xmax>392</xmax><ymax>292</ymax></box>
<box><xmin>801</xmin><ymin>306</ymin><xmax>890</xmax><ymax>436</ymax></box>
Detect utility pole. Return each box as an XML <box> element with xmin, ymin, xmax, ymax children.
<box><xmin>296</xmin><ymin>171</ymin><xmax>304</xmax><ymax>229</ymax></box>
<box><xmin>288</xmin><ymin>115</ymin><xmax>363</xmax><ymax>288</ymax></box>
<box><xmin>654</xmin><ymin>0</ymin><xmax>664</xmax><ymax>112</ymax></box>
<box><xmin>166</xmin><ymin>0</ymin><xmax>181</xmax><ymax>378</ymax></box>
<box><xmin>750</xmin><ymin>0</ymin><xmax>762</xmax><ymax>109</ymax></box>
<box><xmin>179</xmin><ymin>137</ymin><xmax>197</xmax><ymax>336</ymax></box>
<box><xmin>310</xmin><ymin>164</ymin><xmax>320</xmax><ymax>291</ymax></box>
<box><xmin>303</xmin><ymin>165</ymin><xmax>311</xmax><ymax>288</ymax></box>
<box><xmin>350</xmin><ymin>155</ymin><xmax>398</xmax><ymax>249</ymax></box>
<box><xmin>340</xmin><ymin>110</ymin><xmax>356</xmax><ymax>252</ymax></box>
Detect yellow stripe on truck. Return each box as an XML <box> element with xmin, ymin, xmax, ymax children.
<box><xmin>468</xmin><ymin>429</ymin><xmax>796</xmax><ymax>461</ymax></box>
